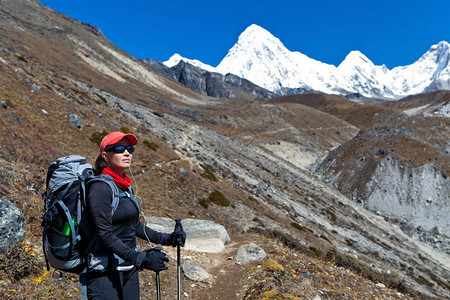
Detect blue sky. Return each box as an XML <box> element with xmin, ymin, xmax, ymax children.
<box><xmin>40</xmin><ymin>0</ymin><xmax>449</xmax><ymax>69</ymax></box>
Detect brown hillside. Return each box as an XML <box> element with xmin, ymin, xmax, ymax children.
<box><xmin>273</xmin><ymin>93</ymin><xmax>402</xmax><ymax>128</ymax></box>
<box><xmin>386</xmin><ymin>90</ymin><xmax>450</xmax><ymax>110</ymax></box>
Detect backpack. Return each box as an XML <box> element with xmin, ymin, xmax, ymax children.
<box><xmin>41</xmin><ymin>155</ymin><xmax>122</xmax><ymax>274</ymax></box>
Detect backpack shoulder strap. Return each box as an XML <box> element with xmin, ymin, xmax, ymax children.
<box><xmin>118</xmin><ymin>187</ymin><xmax>141</xmax><ymax>213</ymax></box>
<box><xmin>88</xmin><ymin>175</ymin><xmax>120</xmax><ymax>216</ymax></box>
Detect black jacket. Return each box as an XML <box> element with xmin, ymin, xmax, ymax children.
<box><xmin>87</xmin><ymin>181</ymin><xmax>171</xmax><ymax>266</ymax></box>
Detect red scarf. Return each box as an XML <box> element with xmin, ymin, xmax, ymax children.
<box><xmin>101</xmin><ymin>167</ymin><xmax>132</xmax><ymax>190</ymax></box>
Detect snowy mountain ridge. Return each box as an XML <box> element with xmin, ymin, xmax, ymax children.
<box><xmin>164</xmin><ymin>24</ymin><xmax>450</xmax><ymax>100</ymax></box>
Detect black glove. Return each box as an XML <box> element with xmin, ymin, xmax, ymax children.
<box><xmin>169</xmin><ymin>227</ymin><xmax>186</xmax><ymax>247</ymax></box>
<box><xmin>137</xmin><ymin>250</ymin><xmax>169</xmax><ymax>272</ymax></box>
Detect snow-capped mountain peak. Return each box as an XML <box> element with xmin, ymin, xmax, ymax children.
<box><xmin>339</xmin><ymin>51</ymin><xmax>373</xmax><ymax>68</ymax></box>
<box><xmin>163</xmin><ymin>25</ymin><xmax>450</xmax><ymax>99</ymax></box>
<box><xmin>235</xmin><ymin>24</ymin><xmax>285</xmax><ymax>49</ymax></box>
<box><xmin>215</xmin><ymin>24</ymin><xmax>341</xmax><ymax>93</ymax></box>
<box><xmin>164</xmin><ymin>53</ymin><xmax>216</xmax><ymax>73</ymax></box>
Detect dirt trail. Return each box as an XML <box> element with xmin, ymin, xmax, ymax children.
<box><xmin>183</xmin><ymin>234</ymin><xmax>260</xmax><ymax>300</ymax></box>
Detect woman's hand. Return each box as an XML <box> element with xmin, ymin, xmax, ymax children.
<box><xmin>169</xmin><ymin>226</ymin><xmax>186</xmax><ymax>247</ymax></box>
<box><xmin>137</xmin><ymin>250</ymin><xmax>169</xmax><ymax>271</ymax></box>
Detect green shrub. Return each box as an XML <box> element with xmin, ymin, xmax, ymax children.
<box><xmin>290</xmin><ymin>222</ymin><xmax>306</xmax><ymax>231</ymax></box>
<box><xmin>43</xmin><ymin>84</ymin><xmax>53</xmax><ymax>91</ymax></box>
<box><xmin>16</xmin><ymin>55</ymin><xmax>28</xmax><ymax>63</ymax></box>
<box><xmin>89</xmin><ymin>131</ymin><xmax>108</xmax><ymax>146</ymax></box>
<box><xmin>264</xmin><ymin>213</ymin><xmax>274</xmax><ymax>220</ymax></box>
<box><xmin>120</xmin><ymin>126</ymin><xmax>131</xmax><ymax>133</ymax></box>
<box><xmin>198</xmin><ymin>197</ymin><xmax>208</xmax><ymax>208</ymax></box>
<box><xmin>309</xmin><ymin>246</ymin><xmax>321</xmax><ymax>257</ymax></box>
<box><xmin>143</xmin><ymin>140</ymin><xmax>159</xmax><ymax>151</ymax></box>
<box><xmin>208</xmin><ymin>190</ymin><xmax>230</xmax><ymax>206</ymax></box>
<box><xmin>200</xmin><ymin>164</ymin><xmax>217</xmax><ymax>181</ymax></box>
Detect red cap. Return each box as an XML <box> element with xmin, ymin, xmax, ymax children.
<box><xmin>99</xmin><ymin>131</ymin><xmax>138</xmax><ymax>153</ymax></box>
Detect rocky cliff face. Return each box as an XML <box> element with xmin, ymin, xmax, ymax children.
<box><xmin>144</xmin><ymin>58</ymin><xmax>275</xmax><ymax>99</ymax></box>
<box><xmin>316</xmin><ymin>154</ymin><xmax>449</xmax><ymax>252</ymax></box>
<box><xmin>366</xmin><ymin>157</ymin><xmax>448</xmax><ymax>236</ymax></box>
<box><xmin>310</xmin><ymin>93</ymin><xmax>449</xmax><ymax>255</ymax></box>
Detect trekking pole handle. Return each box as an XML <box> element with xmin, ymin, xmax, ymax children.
<box><xmin>174</xmin><ymin>218</ymin><xmax>184</xmax><ymax>247</ymax></box>
<box><xmin>174</xmin><ymin>218</ymin><xmax>182</xmax><ymax>231</ymax></box>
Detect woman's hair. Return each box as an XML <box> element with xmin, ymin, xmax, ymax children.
<box><xmin>94</xmin><ymin>154</ymin><xmax>107</xmax><ymax>175</ymax></box>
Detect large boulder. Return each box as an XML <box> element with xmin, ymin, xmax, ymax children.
<box><xmin>146</xmin><ymin>217</ymin><xmax>231</xmax><ymax>253</ymax></box>
<box><xmin>0</xmin><ymin>198</ymin><xmax>26</xmax><ymax>253</ymax></box>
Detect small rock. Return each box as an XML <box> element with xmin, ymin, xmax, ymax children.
<box><xmin>376</xmin><ymin>283</ymin><xmax>386</xmax><ymax>288</ymax></box>
<box><xmin>31</xmin><ymin>84</ymin><xmax>41</xmax><ymax>92</ymax></box>
<box><xmin>182</xmin><ymin>262</ymin><xmax>212</xmax><ymax>283</ymax></box>
<box><xmin>0</xmin><ymin>100</ymin><xmax>11</xmax><ymax>109</ymax></box>
<box><xmin>180</xmin><ymin>168</ymin><xmax>188</xmax><ymax>176</ymax></box>
<box><xmin>68</xmin><ymin>113</ymin><xmax>83</xmax><ymax>128</ymax></box>
<box><xmin>153</xmin><ymin>111</ymin><xmax>164</xmax><ymax>118</ymax></box>
<box><xmin>131</xmin><ymin>110</ymin><xmax>144</xmax><ymax>119</ymax></box>
<box><xmin>0</xmin><ymin>198</ymin><xmax>26</xmax><ymax>253</ymax></box>
<box><xmin>234</xmin><ymin>243</ymin><xmax>267</xmax><ymax>264</ymax></box>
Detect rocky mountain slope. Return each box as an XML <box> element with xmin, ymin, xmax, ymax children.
<box><xmin>0</xmin><ymin>0</ymin><xmax>449</xmax><ymax>299</ymax></box>
<box><xmin>167</xmin><ymin>24</ymin><xmax>450</xmax><ymax>100</ymax></box>
<box><xmin>277</xmin><ymin>93</ymin><xmax>449</xmax><ymax>248</ymax></box>
<box><xmin>274</xmin><ymin>92</ymin><xmax>449</xmax><ymax>252</ymax></box>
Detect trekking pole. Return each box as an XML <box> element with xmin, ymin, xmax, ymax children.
<box><xmin>155</xmin><ymin>271</ymin><xmax>161</xmax><ymax>300</ymax></box>
<box><xmin>174</xmin><ymin>219</ymin><xmax>183</xmax><ymax>300</ymax></box>
<box><xmin>150</xmin><ymin>247</ymin><xmax>163</xmax><ymax>300</ymax></box>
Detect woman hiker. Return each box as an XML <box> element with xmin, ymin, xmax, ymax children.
<box><xmin>83</xmin><ymin>131</ymin><xmax>186</xmax><ymax>299</ymax></box>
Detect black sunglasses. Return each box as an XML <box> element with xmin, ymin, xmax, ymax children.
<box><xmin>105</xmin><ymin>145</ymin><xmax>135</xmax><ymax>154</ymax></box>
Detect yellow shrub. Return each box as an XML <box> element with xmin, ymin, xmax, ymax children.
<box><xmin>260</xmin><ymin>290</ymin><xmax>278</xmax><ymax>299</ymax></box>
<box><xmin>262</xmin><ymin>259</ymin><xmax>284</xmax><ymax>272</ymax></box>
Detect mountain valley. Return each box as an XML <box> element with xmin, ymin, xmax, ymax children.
<box><xmin>0</xmin><ymin>1</ymin><xmax>449</xmax><ymax>299</ymax></box>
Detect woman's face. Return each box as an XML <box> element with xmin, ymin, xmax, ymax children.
<box><xmin>102</xmin><ymin>138</ymin><xmax>133</xmax><ymax>175</ymax></box>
